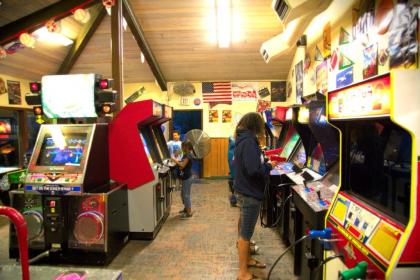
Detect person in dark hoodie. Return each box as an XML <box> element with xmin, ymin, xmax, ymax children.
<box><xmin>234</xmin><ymin>112</ymin><xmax>276</xmax><ymax>280</ymax></box>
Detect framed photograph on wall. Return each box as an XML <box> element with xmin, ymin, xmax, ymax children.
<box><xmin>7</xmin><ymin>80</ymin><xmax>21</xmax><ymax>105</ymax></box>
<box><xmin>271</xmin><ymin>81</ymin><xmax>286</xmax><ymax>102</ymax></box>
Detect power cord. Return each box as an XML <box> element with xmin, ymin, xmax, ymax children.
<box><xmin>267</xmin><ymin>235</ymin><xmax>310</xmax><ymax>280</ymax></box>
<box><xmin>270</xmin><ymin>194</ymin><xmax>292</xmax><ymax>227</ymax></box>
<box><xmin>260</xmin><ymin>182</ymin><xmax>293</xmax><ymax>228</ymax></box>
<box><xmin>312</xmin><ymin>253</ymin><xmax>344</xmax><ymax>280</ymax></box>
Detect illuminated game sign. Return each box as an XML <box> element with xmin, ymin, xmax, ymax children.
<box><xmin>328</xmin><ymin>75</ymin><xmax>390</xmax><ymax>119</ymax></box>
<box><xmin>298</xmin><ymin>107</ymin><xmax>309</xmax><ymax>123</ymax></box>
<box><xmin>42</xmin><ymin>74</ymin><xmax>97</xmax><ymax>118</ymax></box>
<box><xmin>285</xmin><ymin>108</ymin><xmax>293</xmax><ymax>120</ymax></box>
<box><xmin>152</xmin><ymin>101</ymin><xmax>163</xmax><ymax>117</ymax></box>
<box><xmin>164</xmin><ymin>105</ymin><xmax>172</xmax><ymax>119</ymax></box>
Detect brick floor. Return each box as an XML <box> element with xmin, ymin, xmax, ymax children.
<box><xmin>0</xmin><ymin>179</ymin><xmax>297</xmax><ymax>279</ymax></box>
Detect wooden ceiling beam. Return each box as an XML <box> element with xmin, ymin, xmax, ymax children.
<box><xmin>122</xmin><ymin>0</ymin><xmax>167</xmax><ymax>91</ymax></box>
<box><xmin>57</xmin><ymin>4</ymin><xmax>106</xmax><ymax>74</ymax></box>
<box><xmin>111</xmin><ymin>0</ymin><xmax>124</xmax><ymax>113</ymax></box>
<box><xmin>0</xmin><ymin>0</ymin><xmax>100</xmax><ymax>45</ymax></box>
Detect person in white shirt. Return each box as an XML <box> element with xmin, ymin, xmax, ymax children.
<box><xmin>167</xmin><ymin>131</ymin><xmax>183</xmax><ymax>189</ymax></box>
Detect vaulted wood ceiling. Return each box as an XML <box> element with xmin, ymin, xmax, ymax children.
<box><xmin>0</xmin><ymin>0</ymin><xmax>294</xmax><ymax>83</ymax></box>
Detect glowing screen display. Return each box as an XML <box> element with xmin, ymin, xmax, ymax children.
<box><xmin>280</xmin><ymin>131</ymin><xmax>300</xmax><ymax>159</ymax></box>
<box><xmin>308</xmin><ymin>143</ymin><xmax>326</xmax><ymax>175</ymax></box>
<box><xmin>36</xmin><ymin>133</ymin><xmax>87</xmax><ymax>166</ymax></box>
<box><xmin>140</xmin><ymin>133</ymin><xmax>153</xmax><ymax>164</ymax></box>
<box><xmin>42</xmin><ymin>74</ymin><xmax>97</xmax><ymax>118</ymax></box>
<box><xmin>291</xmin><ymin>144</ymin><xmax>306</xmax><ymax>168</ymax></box>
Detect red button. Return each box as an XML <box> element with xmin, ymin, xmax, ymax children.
<box><xmin>49</xmin><ymin>201</ymin><xmax>56</xmax><ymax>207</ymax></box>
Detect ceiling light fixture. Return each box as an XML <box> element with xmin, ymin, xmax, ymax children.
<box><xmin>216</xmin><ymin>0</ymin><xmax>231</xmax><ymax>48</ymax></box>
<box><xmin>123</xmin><ymin>17</ymin><xmax>127</xmax><ymax>31</ymax></box>
<box><xmin>32</xmin><ymin>27</ymin><xmax>73</xmax><ymax>46</ymax></box>
<box><xmin>140</xmin><ymin>52</ymin><xmax>145</xmax><ymax>64</ymax></box>
<box><xmin>208</xmin><ymin>0</ymin><xmax>240</xmax><ymax>48</ymax></box>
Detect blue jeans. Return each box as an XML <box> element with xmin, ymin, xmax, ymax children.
<box><xmin>236</xmin><ymin>192</ymin><xmax>261</xmax><ymax>241</ymax></box>
<box><xmin>181</xmin><ymin>177</ymin><xmax>193</xmax><ymax>209</ymax></box>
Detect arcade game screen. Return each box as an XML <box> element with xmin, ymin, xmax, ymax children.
<box><xmin>269</xmin><ymin>125</ymin><xmax>282</xmax><ymax>139</ymax></box>
<box><xmin>271</xmin><ymin>142</ymin><xmax>305</xmax><ymax>175</ymax></box>
<box><xmin>280</xmin><ymin>131</ymin><xmax>300</xmax><ymax>159</ymax></box>
<box><xmin>307</xmin><ymin>144</ymin><xmax>326</xmax><ymax>175</ymax></box>
<box><xmin>309</xmin><ymin>105</ymin><xmax>339</xmax><ymax>168</ymax></box>
<box><xmin>42</xmin><ymin>74</ymin><xmax>97</xmax><ymax>119</ymax></box>
<box><xmin>140</xmin><ymin>133</ymin><xmax>154</xmax><ymax>165</ymax></box>
<box><xmin>36</xmin><ymin>133</ymin><xmax>87</xmax><ymax>166</ymax></box>
<box><xmin>347</xmin><ymin>121</ymin><xmax>412</xmax><ymax>224</ymax></box>
<box><xmin>291</xmin><ymin>144</ymin><xmax>306</xmax><ymax>168</ymax></box>
<box><xmin>0</xmin><ymin>118</ymin><xmax>12</xmax><ymax>135</ymax></box>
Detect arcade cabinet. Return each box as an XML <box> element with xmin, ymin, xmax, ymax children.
<box><xmin>109</xmin><ymin>100</ymin><xmax>173</xmax><ymax>239</ymax></box>
<box><xmin>289</xmin><ymin>99</ymin><xmax>340</xmax><ymax>280</ymax></box>
<box><xmin>10</xmin><ymin>124</ymin><xmax>128</xmax><ymax>264</ymax></box>
<box><xmin>151</xmin><ymin>104</ymin><xmax>176</xmax><ymax>212</ymax></box>
<box><xmin>325</xmin><ymin>72</ymin><xmax>420</xmax><ymax>279</ymax></box>
<box><xmin>265</xmin><ymin>106</ymin><xmax>292</xmax><ymax>162</ymax></box>
<box><xmin>262</xmin><ymin>107</ymin><xmax>303</xmax><ymax>243</ymax></box>
<box><xmin>9</xmin><ymin>73</ymin><xmax>129</xmax><ymax>265</ymax></box>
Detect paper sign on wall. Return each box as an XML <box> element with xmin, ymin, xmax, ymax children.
<box><xmin>232</xmin><ymin>82</ymin><xmax>258</xmax><ymax>102</ymax></box>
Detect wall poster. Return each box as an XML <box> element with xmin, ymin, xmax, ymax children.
<box><xmin>222</xmin><ymin>110</ymin><xmax>232</xmax><ymax>123</ymax></box>
<box><xmin>316</xmin><ymin>60</ymin><xmax>328</xmax><ymax>94</ymax></box>
<box><xmin>7</xmin><ymin>80</ymin><xmax>21</xmax><ymax>105</ymax></box>
<box><xmin>271</xmin><ymin>81</ymin><xmax>286</xmax><ymax>102</ymax></box>
<box><xmin>209</xmin><ymin>110</ymin><xmax>219</xmax><ymax>123</ymax></box>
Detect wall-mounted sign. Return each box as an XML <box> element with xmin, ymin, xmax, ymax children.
<box><xmin>179</xmin><ymin>96</ymin><xmax>190</xmax><ymax>106</ymax></box>
<box><xmin>328</xmin><ymin>75</ymin><xmax>390</xmax><ymax>120</ymax></box>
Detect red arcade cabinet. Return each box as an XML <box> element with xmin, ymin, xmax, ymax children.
<box><xmin>325</xmin><ymin>71</ymin><xmax>420</xmax><ymax>279</ymax></box>
<box><xmin>109</xmin><ymin>99</ymin><xmax>172</xmax><ymax>239</ymax></box>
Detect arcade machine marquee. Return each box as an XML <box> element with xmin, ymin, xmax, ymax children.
<box><xmin>325</xmin><ymin>72</ymin><xmax>420</xmax><ymax>279</ymax></box>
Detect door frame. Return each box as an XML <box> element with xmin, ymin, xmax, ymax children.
<box><xmin>172</xmin><ymin>109</ymin><xmax>204</xmax><ymax>178</ymax></box>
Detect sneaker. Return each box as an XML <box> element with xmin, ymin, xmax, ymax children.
<box><xmin>180</xmin><ymin>212</ymin><xmax>193</xmax><ymax>219</ymax></box>
<box><xmin>178</xmin><ymin>208</ymin><xmax>186</xmax><ymax>214</ymax></box>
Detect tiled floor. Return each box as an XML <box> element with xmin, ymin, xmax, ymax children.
<box><xmin>0</xmin><ymin>179</ymin><xmax>297</xmax><ymax>279</ymax></box>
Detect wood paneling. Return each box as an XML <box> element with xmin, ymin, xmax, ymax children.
<box><xmin>0</xmin><ymin>0</ymin><xmax>59</xmax><ymax>27</ymax></box>
<box><xmin>203</xmin><ymin>138</ymin><xmax>229</xmax><ymax>178</ymax></box>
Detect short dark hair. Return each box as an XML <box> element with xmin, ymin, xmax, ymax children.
<box><xmin>235</xmin><ymin>112</ymin><xmax>265</xmax><ymax>139</ymax></box>
<box><xmin>173</xmin><ymin>130</ymin><xmax>180</xmax><ymax>135</ymax></box>
<box><xmin>182</xmin><ymin>140</ymin><xmax>193</xmax><ymax>151</ymax></box>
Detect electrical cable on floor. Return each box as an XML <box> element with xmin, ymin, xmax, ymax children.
<box><xmin>312</xmin><ymin>253</ymin><xmax>344</xmax><ymax>280</ymax></box>
<box><xmin>267</xmin><ymin>235</ymin><xmax>310</xmax><ymax>280</ymax></box>
<box><xmin>28</xmin><ymin>250</ymin><xmax>50</xmax><ymax>264</ymax></box>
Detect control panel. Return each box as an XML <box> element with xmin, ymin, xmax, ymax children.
<box><xmin>43</xmin><ymin>196</ymin><xmax>66</xmax><ymax>245</ymax></box>
<box><xmin>327</xmin><ymin>192</ymin><xmax>404</xmax><ymax>278</ymax></box>
<box><xmin>24</xmin><ymin>172</ymin><xmax>83</xmax><ymax>195</ymax></box>
<box><xmin>292</xmin><ymin>181</ymin><xmax>337</xmax><ymax>212</ymax></box>
<box><xmin>270</xmin><ymin>162</ymin><xmax>294</xmax><ymax>175</ymax></box>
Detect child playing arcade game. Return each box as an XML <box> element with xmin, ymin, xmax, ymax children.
<box><xmin>172</xmin><ymin>141</ymin><xmax>194</xmax><ymax>219</ymax></box>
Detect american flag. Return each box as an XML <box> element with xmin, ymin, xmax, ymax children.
<box><xmin>202</xmin><ymin>82</ymin><xmax>232</xmax><ymax>104</ymax></box>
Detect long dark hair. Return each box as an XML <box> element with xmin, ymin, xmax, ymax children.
<box><xmin>235</xmin><ymin>112</ymin><xmax>265</xmax><ymax>140</ymax></box>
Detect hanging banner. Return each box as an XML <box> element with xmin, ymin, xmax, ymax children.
<box><xmin>232</xmin><ymin>82</ymin><xmax>258</xmax><ymax>102</ymax></box>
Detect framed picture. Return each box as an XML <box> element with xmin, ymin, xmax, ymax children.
<box><xmin>7</xmin><ymin>80</ymin><xmax>21</xmax><ymax>105</ymax></box>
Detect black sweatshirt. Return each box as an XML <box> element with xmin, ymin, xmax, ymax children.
<box><xmin>233</xmin><ymin>129</ymin><xmax>272</xmax><ymax>200</ymax></box>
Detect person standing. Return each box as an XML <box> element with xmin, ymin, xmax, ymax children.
<box><xmin>233</xmin><ymin>112</ymin><xmax>275</xmax><ymax>280</ymax></box>
<box><xmin>167</xmin><ymin>130</ymin><xmax>183</xmax><ymax>190</ymax></box>
<box><xmin>167</xmin><ymin>130</ymin><xmax>183</xmax><ymax>160</ymax></box>
<box><xmin>227</xmin><ymin>136</ymin><xmax>237</xmax><ymax>206</ymax></box>
<box><xmin>173</xmin><ymin>141</ymin><xmax>194</xmax><ymax>219</ymax></box>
